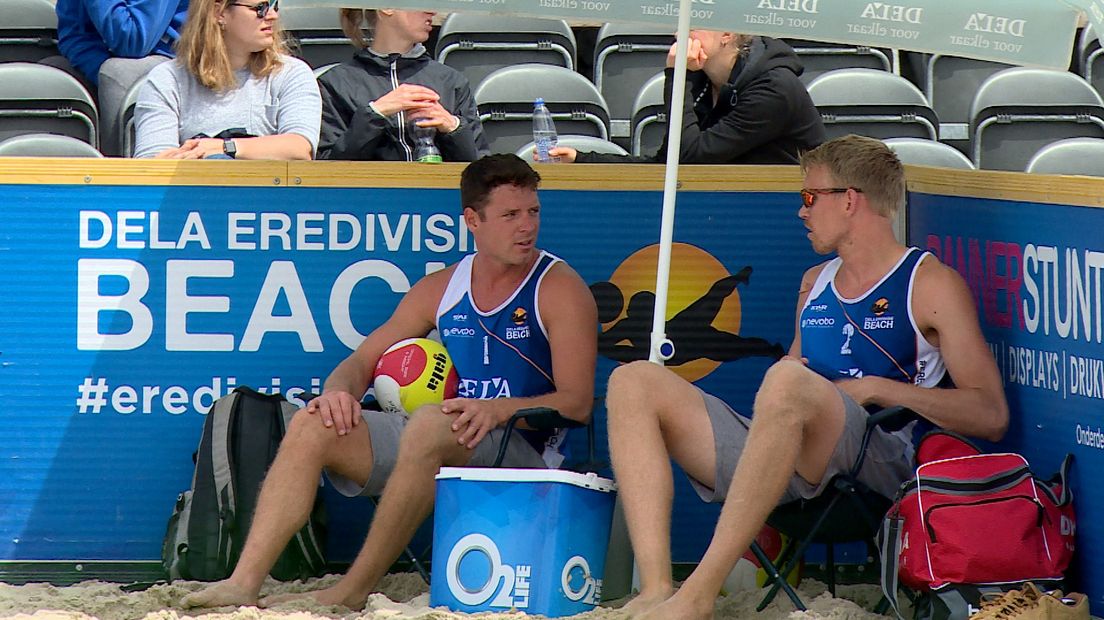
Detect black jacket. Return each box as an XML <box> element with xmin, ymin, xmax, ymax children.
<box><xmin>578</xmin><ymin>37</ymin><xmax>825</xmax><ymax>164</ymax></box>
<box><xmin>316</xmin><ymin>45</ymin><xmax>490</xmax><ymax>161</ymax></box>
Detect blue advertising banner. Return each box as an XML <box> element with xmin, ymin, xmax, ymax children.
<box><xmin>0</xmin><ymin>176</ymin><xmax>817</xmax><ymax>566</ymax></box>
<box><xmin>909</xmin><ymin>192</ymin><xmax>1104</xmax><ymax>610</ymax></box>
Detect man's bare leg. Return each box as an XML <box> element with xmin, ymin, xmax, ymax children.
<box><xmin>181</xmin><ymin>410</ymin><xmax>375</xmax><ymax>608</ymax></box>
<box><xmin>639</xmin><ymin>360</ymin><xmax>848</xmax><ymax>620</ymax></box>
<box><xmin>261</xmin><ymin>405</ymin><xmax>472</xmax><ymax>609</ymax></box>
<box><xmin>606</xmin><ymin>361</ymin><xmax>719</xmax><ymax>616</ymax></box>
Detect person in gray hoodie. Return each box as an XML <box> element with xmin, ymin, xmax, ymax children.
<box><xmin>316</xmin><ymin>9</ymin><xmax>489</xmax><ymax>161</ymax></box>
<box><xmin>553</xmin><ymin>32</ymin><xmax>825</xmax><ymax>165</ymax></box>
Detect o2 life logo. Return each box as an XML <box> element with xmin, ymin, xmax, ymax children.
<box><xmin>445</xmin><ymin>533</ymin><xmax>531</xmax><ymax>609</ymax></box>
<box><xmin>561</xmin><ymin>555</ymin><xmax>602</xmax><ymax>605</ymax></box>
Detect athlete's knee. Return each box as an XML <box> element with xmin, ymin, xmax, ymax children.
<box><xmin>398</xmin><ymin>405</ymin><xmax>457</xmax><ymax>461</ymax></box>
<box><xmin>284</xmin><ymin>408</ymin><xmax>343</xmax><ymax>453</ymax></box>
<box><xmin>754</xmin><ymin>360</ymin><xmax>824</xmax><ymax>423</ymax></box>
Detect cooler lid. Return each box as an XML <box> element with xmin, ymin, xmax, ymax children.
<box><xmin>435</xmin><ymin>467</ymin><xmax>617</xmax><ymax>493</ymax></box>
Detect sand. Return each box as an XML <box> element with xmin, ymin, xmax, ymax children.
<box><xmin>0</xmin><ymin>573</ymin><xmax>895</xmax><ymax>620</ymax></box>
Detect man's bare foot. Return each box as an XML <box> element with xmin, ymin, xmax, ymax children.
<box><xmin>259</xmin><ymin>585</ymin><xmax>366</xmax><ymax>610</ymax></box>
<box><xmin>620</xmin><ymin>587</ymin><xmax>674</xmax><ymax>617</ymax></box>
<box><xmin>180</xmin><ymin>580</ymin><xmax>258</xmax><ymax>609</ymax></box>
<box><xmin>636</xmin><ymin>589</ymin><xmax>714</xmax><ymax>620</ymax></box>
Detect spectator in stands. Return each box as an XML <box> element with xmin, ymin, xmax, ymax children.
<box><xmin>132</xmin><ymin>0</ymin><xmax>321</xmax><ymax>159</ymax></box>
<box><xmin>315</xmin><ymin>9</ymin><xmax>489</xmax><ymax>161</ymax></box>
<box><xmin>551</xmin><ymin>31</ymin><xmax>825</xmax><ymax>164</ymax></box>
<box><xmin>51</xmin><ymin>0</ymin><xmax>190</xmax><ymax>156</ymax></box>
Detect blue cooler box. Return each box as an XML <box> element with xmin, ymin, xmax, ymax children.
<box><xmin>430</xmin><ymin>467</ymin><xmax>617</xmax><ymax>617</ymax></box>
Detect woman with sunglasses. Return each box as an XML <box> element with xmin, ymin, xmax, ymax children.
<box><xmin>551</xmin><ymin>31</ymin><xmax>825</xmax><ymax>165</ymax></box>
<box><xmin>314</xmin><ymin>9</ymin><xmax>489</xmax><ymax>161</ymax></box>
<box><xmin>133</xmin><ymin>0</ymin><xmax>321</xmax><ymax>159</ymax></box>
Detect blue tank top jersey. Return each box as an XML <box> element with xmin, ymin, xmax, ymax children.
<box><xmin>799</xmin><ymin>248</ymin><xmax>946</xmax><ymax>443</ymax></box>
<box><xmin>436</xmin><ymin>251</ymin><xmax>562</xmax><ymax>462</ymax></box>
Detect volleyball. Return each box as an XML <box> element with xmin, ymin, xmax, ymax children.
<box><xmin>373</xmin><ymin>338</ymin><xmax>460</xmax><ymax>415</ymax></box>
<box><xmin>721</xmin><ymin>525</ymin><xmax>802</xmax><ymax>595</ymax></box>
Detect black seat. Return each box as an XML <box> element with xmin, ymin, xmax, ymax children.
<box><xmin>751</xmin><ymin>406</ymin><xmax>914</xmax><ymax>612</ymax></box>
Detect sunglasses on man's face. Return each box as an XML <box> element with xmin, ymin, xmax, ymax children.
<box><xmin>800</xmin><ymin>187</ymin><xmax>862</xmax><ymax>209</ymax></box>
<box><xmin>229</xmin><ymin>0</ymin><xmax>278</xmax><ymax>19</ymax></box>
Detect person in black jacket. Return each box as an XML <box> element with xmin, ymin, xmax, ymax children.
<box><xmin>552</xmin><ymin>32</ymin><xmax>825</xmax><ymax>165</ymax></box>
<box><xmin>316</xmin><ymin>9</ymin><xmax>489</xmax><ymax>161</ymax></box>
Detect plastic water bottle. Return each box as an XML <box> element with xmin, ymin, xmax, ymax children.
<box><xmin>412</xmin><ymin>121</ymin><xmax>442</xmax><ymax>163</ymax></box>
<box><xmin>532</xmin><ymin>98</ymin><xmax>559</xmax><ymax>163</ymax></box>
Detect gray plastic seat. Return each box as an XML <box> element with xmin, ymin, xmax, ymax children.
<box><xmin>969</xmin><ymin>68</ymin><xmax>1104</xmax><ymax>171</ymax></box>
<box><xmin>630</xmin><ymin>71</ymin><xmax>666</xmax><ymax>157</ymax></box>
<box><xmin>1080</xmin><ymin>25</ymin><xmax>1103</xmax><ymax>101</ymax></box>
<box><xmin>592</xmin><ymin>23</ymin><xmax>672</xmax><ymax>141</ymax></box>
<box><xmin>474</xmin><ymin>64</ymin><xmax>609</xmax><ymax>155</ymax></box>
<box><xmin>0</xmin><ymin>63</ymin><xmax>99</xmax><ymax>148</ymax></box>
<box><xmin>923</xmin><ymin>54</ymin><xmax>1013</xmax><ymax>142</ymax></box>
<box><xmin>883</xmin><ymin>138</ymin><xmax>974</xmax><ymax>170</ymax></box>
<box><xmin>807</xmin><ymin>68</ymin><xmax>938</xmax><ymax>141</ymax></box>
<box><xmin>437</xmin><ymin>15</ymin><xmax>576</xmax><ymax>89</ymax></box>
<box><xmin>120</xmin><ymin>75</ymin><xmax>152</xmax><ymax>157</ymax></box>
<box><xmin>515</xmin><ymin>134</ymin><xmax>628</xmax><ymax>161</ymax></box>
<box><xmin>0</xmin><ymin>133</ymin><xmax>103</xmax><ymax>157</ymax></box>
<box><xmin>0</xmin><ymin>0</ymin><xmax>58</xmax><ymax>62</ymax></box>
<box><xmin>1025</xmin><ymin>138</ymin><xmax>1104</xmax><ymax>176</ymax></box>
<box><xmin>783</xmin><ymin>39</ymin><xmax>893</xmax><ymax>85</ymax></box>
<box><xmin>280</xmin><ymin>6</ymin><xmax>353</xmax><ymax>69</ymax></box>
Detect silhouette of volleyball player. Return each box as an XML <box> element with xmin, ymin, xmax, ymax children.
<box><xmin>593</xmin><ymin>266</ymin><xmax>785</xmax><ymax>365</ymax></box>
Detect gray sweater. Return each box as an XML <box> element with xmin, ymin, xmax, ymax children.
<box><xmin>133</xmin><ymin>55</ymin><xmax>321</xmax><ymax>158</ymax></box>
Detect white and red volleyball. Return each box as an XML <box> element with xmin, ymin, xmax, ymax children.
<box><xmin>721</xmin><ymin>524</ymin><xmax>802</xmax><ymax>595</ymax></box>
<box><xmin>372</xmin><ymin>338</ymin><xmax>460</xmax><ymax>415</ymax></box>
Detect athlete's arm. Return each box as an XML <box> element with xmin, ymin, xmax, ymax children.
<box><xmin>309</xmin><ymin>267</ymin><xmax>453</xmax><ymax>435</ymax></box>
<box><xmin>446</xmin><ymin>262</ymin><xmax>598</xmax><ymax>448</ymax></box>
<box><xmin>786</xmin><ymin>262</ymin><xmax>827</xmax><ymax>360</ymax></box>
<box><xmin>834</xmin><ymin>257</ymin><xmax>1008</xmax><ymax>440</ymax></box>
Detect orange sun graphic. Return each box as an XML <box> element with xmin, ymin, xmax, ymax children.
<box><xmin>605</xmin><ymin>243</ymin><xmax>742</xmax><ymax>382</ymax></box>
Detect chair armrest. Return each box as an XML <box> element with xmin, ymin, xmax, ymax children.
<box><xmin>850</xmin><ymin>406</ymin><xmax>919</xmax><ymax>476</ymax></box>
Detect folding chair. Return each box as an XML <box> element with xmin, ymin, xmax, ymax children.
<box><xmin>515</xmin><ymin>134</ymin><xmax>628</xmax><ymax>161</ymax></box>
<box><xmin>751</xmin><ymin>406</ymin><xmax>915</xmax><ymax>612</ymax></box>
<box><xmin>808</xmin><ymin>68</ymin><xmax>939</xmax><ymax>141</ymax></box>
<box><xmin>630</xmin><ymin>71</ymin><xmax>666</xmax><ymax>157</ymax></box>
<box><xmin>436</xmin><ymin>14</ymin><xmax>577</xmax><ymax>90</ymax></box>
<box><xmin>883</xmin><ymin>137</ymin><xmax>974</xmax><ymax>170</ymax></box>
<box><xmin>0</xmin><ymin>133</ymin><xmax>103</xmax><ymax>157</ymax></box>
<box><xmin>592</xmin><ymin>24</ymin><xmax>672</xmax><ymax>142</ymax></box>
<box><xmin>474</xmin><ymin>64</ymin><xmax>610</xmax><ymax>155</ymax></box>
<box><xmin>782</xmin><ymin>39</ymin><xmax>893</xmax><ymax>85</ymax></box>
<box><xmin>0</xmin><ymin>0</ymin><xmax>58</xmax><ymax>63</ymax></box>
<box><xmin>1025</xmin><ymin>137</ymin><xmax>1104</xmax><ymax>177</ymax></box>
<box><xmin>0</xmin><ymin>63</ymin><xmax>99</xmax><ymax>148</ymax></box>
<box><xmin>969</xmin><ymin>67</ymin><xmax>1104</xmax><ymax>171</ymax></box>
<box><xmin>280</xmin><ymin>6</ymin><xmax>353</xmax><ymax>69</ymax></box>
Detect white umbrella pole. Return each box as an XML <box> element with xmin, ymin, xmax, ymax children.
<box><xmin>648</xmin><ymin>0</ymin><xmax>693</xmax><ymax>365</ymax></box>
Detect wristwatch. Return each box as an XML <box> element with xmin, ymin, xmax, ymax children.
<box><xmin>222</xmin><ymin>139</ymin><xmax>237</xmax><ymax>159</ymax></box>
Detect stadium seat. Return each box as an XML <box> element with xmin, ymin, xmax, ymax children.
<box><xmin>515</xmin><ymin>134</ymin><xmax>628</xmax><ymax>161</ymax></box>
<box><xmin>313</xmin><ymin>63</ymin><xmax>338</xmax><ymax>79</ymax></box>
<box><xmin>629</xmin><ymin>71</ymin><xmax>666</xmax><ymax>157</ymax></box>
<box><xmin>969</xmin><ymin>68</ymin><xmax>1104</xmax><ymax>171</ymax></box>
<box><xmin>0</xmin><ymin>63</ymin><xmax>99</xmax><ymax>149</ymax></box>
<box><xmin>119</xmin><ymin>76</ymin><xmax>151</xmax><ymax>157</ymax></box>
<box><xmin>0</xmin><ymin>0</ymin><xmax>59</xmax><ymax>63</ymax></box>
<box><xmin>922</xmin><ymin>54</ymin><xmax>1013</xmax><ymax>142</ymax></box>
<box><xmin>592</xmin><ymin>23</ymin><xmax>672</xmax><ymax>142</ymax></box>
<box><xmin>783</xmin><ymin>39</ymin><xmax>893</xmax><ymax>85</ymax></box>
<box><xmin>1025</xmin><ymin>137</ymin><xmax>1104</xmax><ymax>176</ymax></box>
<box><xmin>280</xmin><ymin>5</ymin><xmax>353</xmax><ymax>69</ymax></box>
<box><xmin>807</xmin><ymin>68</ymin><xmax>938</xmax><ymax>141</ymax></box>
<box><xmin>0</xmin><ymin>133</ymin><xmax>103</xmax><ymax>157</ymax></box>
<box><xmin>1079</xmin><ymin>25</ymin><xmax>1103</xmax><ymax>100</ymax></box>
<box><xmin>436</xmin><ymin>14</ymin><xmax>576</xmax><ymax>90</ymax></box>
<box><xmin>883</xmin><ymin>137</ymin><xmax>974</xmax><ymax>170</ymax></box>
<box><xmin>474</xmin><ymin>64</ymin><xmax>609</xmax><ymax>156</ymax></box>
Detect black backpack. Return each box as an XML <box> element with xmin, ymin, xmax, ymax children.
<box><xmin>162</xmin><ymin>387</ymin><xmax>327</xmax><ymax>581</ymax></box>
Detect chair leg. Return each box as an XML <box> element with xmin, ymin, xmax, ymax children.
<box><xmin>751</xmin><ymin>541</ymin><xmax>806</xmax><ymax>612</ymax></box>
<box><xmin>826</xmin><ymin>542</ymin><xmax>835</xmax><ymax>596</ymax></box>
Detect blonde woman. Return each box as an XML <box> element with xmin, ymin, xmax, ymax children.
<box><xmin>133</xmin><ymin>0</ymin><xmax>321</xmax><ymax>159</ymax></box>
<box><xmin>316</xmin><ymin>9</ymin><xmax>488</xmax><ymax>161</ymax></box>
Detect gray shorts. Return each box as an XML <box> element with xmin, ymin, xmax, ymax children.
<box><xmin>689</xmin><ymin>387</ymin><xmax>914</xmax><ymax>504</ymax></box>
<box><xmin>325</xmin><ymin>409</ymin><xmax>549</xmax><ymax>497</ymax></box>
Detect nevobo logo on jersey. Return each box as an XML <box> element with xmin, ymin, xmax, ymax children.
<box><xmin>446</xmin><ymin>534</ymin><xmax>532</xmax><ymax>609</ymax></box>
